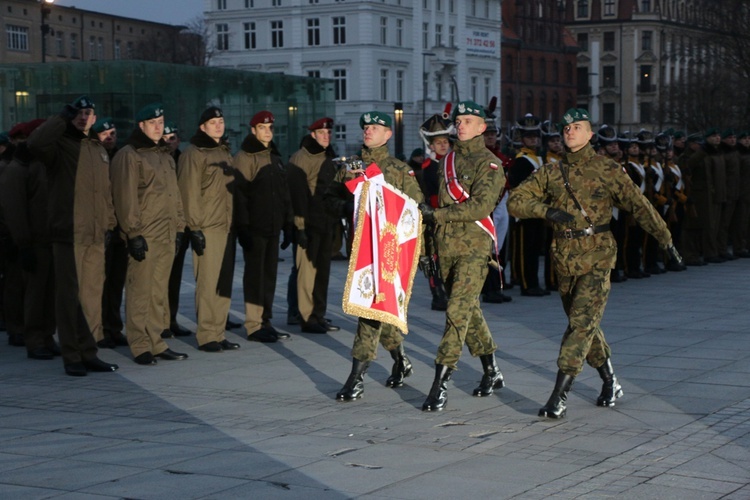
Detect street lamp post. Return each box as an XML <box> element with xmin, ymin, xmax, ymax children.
<box><xmin>394</xmin><ymin>102</ymin><xmax>404</xmax><ymax>159</ymax></box>
<box><xmin>40</xmin><ymin>0</ymin><xmax>55</xmax><ymax>63</ymax></box>
<box><xmin>422</xmin><ymin>52</ymin><xmax>436</xmax><ymax>122</ymax></box>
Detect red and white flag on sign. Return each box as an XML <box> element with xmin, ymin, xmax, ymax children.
<box><xmin>343</xmin><ymin>164</ymin><xmax>422</xmax><ymax>333</ymax></box>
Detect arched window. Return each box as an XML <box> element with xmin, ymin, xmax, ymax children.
<box><xmin>526</xmin><ymin>91</ymin><xmax>534</xmax><ymax>114</ymax></box>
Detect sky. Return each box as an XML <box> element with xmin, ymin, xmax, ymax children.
<box><xmin>54</xmin><ymin>0</ymin><xmax>205</xmax><ymax>26</ymax></box>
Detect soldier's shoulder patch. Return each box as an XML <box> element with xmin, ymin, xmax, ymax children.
<box><xmin>488</xmin><ymin>162</ymin><xmax>499</xmax><ymax>170</ymax></box>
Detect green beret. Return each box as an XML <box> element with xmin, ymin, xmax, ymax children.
<box><xmin>721</xmin><ymin>128</ymin><xmax>736</xmax><ymax>139</ymax></box>
<box><xmin>92</xmin><ymin>117</ymin><xmax>115</xmax><ymax>134</ymax></box>
<box><xmin>136</xmin><ymin>102</ymin><xmax>165</xmax><ymax>123</ymax></box>
<box><xmin>738</xmin><ymin>130</ymin><xmax>750</xmax><ymax>140</ymax></box>
<box><xmin>71</xmin><ymin>95</ymin><xmax>95</xmax><ymax>110</ymax></box>
<box><xmin>672</xmin><ymin>130</ymin><xmax>686</xmax><ymax>140</ymax></box>
<box><xmin>560</xmin><ymin>108</ymin><xmax>591</xmax><ymax>127</ymax></box>
<box><xmin>0</xmin><ymin>131</ymin><xmax>9</xmax><ymax>145</ymax></box>
<box><xmin>163</xmin><ymin>122</ymin><xmax>179</xmax><ymax>135</ymax></box>
<box><xmin>359</xmin><ymin>111</ymin><xmax>392</xmax><ymax>129</ymax></box>
<box><xmin>704</xmin><ymin>127</ymin><xmax>720</xmax><ymax>138</ymax></box>
<box><xmin>452</xmin><ymin>100</ymin><xmax>486</xmax><ymax>120</ymax></box>
<box><xmin>686</xmin><ymin>132</ymin><xmax>703</xmax><ymax>143</ymax></box>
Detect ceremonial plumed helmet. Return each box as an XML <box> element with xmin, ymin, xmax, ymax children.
<box><xmin>618</xmin><ymin>131</ymin><xmax>635</xmax><ymax>147</ymax></box>
<box><xmin>515</xmin><ymin>113</ymin><xmax>541</xmax><ymax>133</ymax></box>
<box><xmin>636</xmin><ymin>129</ymin><xmax>655</xmax><ymax>146</ymax></box>
<box><xmin>419</xmin><ymin>103</ymin><xmax>455</xmax><ymax>138</ymax></box>
<box><xmin>654</xmin><ymin>132</ymin><xmax>672</xmax><ymax>152</ymax></box>
<box><xmin>484</xmin><ymin>96</ymin><xmax>499</xmax><ymax>133</ymax></box>
<box><xmin>597</xmin><ymin>124</ymin><xmax>617</xmax><ymax>143</ymax></box>
<box><xmin>541</xmin><ymin>120</ymin><xmax>561</xmax><ymax>138</ymax></box>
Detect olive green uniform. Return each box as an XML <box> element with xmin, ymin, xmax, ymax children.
<box><xmin>326</xmin><ymin>144</ymin><xmax>423</xmax><ymax>361</ymax></box>
<box><xmin>508</xmin><ymin>143</ymin><xmax>672</xmax><ymax>376</ymax></box>
<box><xmin>432</xmin><ymin>135</ymin><xmax>504</xmax><ymax>370</ymax></box>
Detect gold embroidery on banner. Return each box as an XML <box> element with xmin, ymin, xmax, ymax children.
<box><xmin>379</xmin><ymin>221</ymin><xmax>399</xmax><ymax>284</ymax></box>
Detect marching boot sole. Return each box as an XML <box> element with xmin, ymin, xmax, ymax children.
<box><xmin>472</xmin><ymin>378</ymin><xmax>505</xmax><ymax>397</ymax></box>
<box><xmin>538</xmin><ymin>407</ymin><xmax>566</xmax><ymax>419</ymax></box>
<box><xmin>336</xmin><ymin>393</ymin><xmax>363</xmax><ymax>402</ymax></box>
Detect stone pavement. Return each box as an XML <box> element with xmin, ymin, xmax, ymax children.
<box><xmin>1</xmin><ymin>249</ymin><xmax>749</xmax><ymax>499</ymax></box>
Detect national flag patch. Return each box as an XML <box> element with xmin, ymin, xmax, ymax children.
<box><xmin>408</xmin><ymin>170</ymin><xmax>415</xmax><ymax>176</ymax></box>
<box><xmin>489</xmin><ymin>162</ymin><xmax>499</xmax><ymax>170</ymax></box>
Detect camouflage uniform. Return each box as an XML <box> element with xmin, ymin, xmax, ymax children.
<box><xmin>432</xmin><ymin>135</ymin><xmax>504</xmax><ymax>370</ymax></box>
<box><xmin>327</xmin><ymin>144</ymin><xmax>424</xmax><ymax>362</ymax></box>
<box><xmin>508</xmin><ymin>142</ymin><xmax>672</xmax><ymax>376</ymax></box>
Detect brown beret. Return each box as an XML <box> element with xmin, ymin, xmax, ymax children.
<box><xmin>308</xmin><ymin>117</ymin><xmax>334</xmax><ymax>131</ymax></box>
<box><xmin>250</xmin><ymin>111</ymin><xmax>274</xmax><ymax>127</ymax></box>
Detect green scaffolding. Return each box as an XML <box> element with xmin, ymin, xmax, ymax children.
<box><xmin>0</xmin><ymin>60</ymin><xmax>335</xmax><ymax>157</ymax></box>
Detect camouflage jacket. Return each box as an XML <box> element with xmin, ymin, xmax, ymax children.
<box><xmin>433</xmin><ymin>135</ymin><xmax>504</xmax><ymax>258</ymax></box>
<box><xmin>508</xmin><ymin>142</ymin><xmax>671</xmax><ymax>276</ymax></box>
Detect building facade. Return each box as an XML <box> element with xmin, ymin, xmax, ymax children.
<box><xmin>564</xmin><ymin>0</ymin><xmax>717</xmax><ymax>132</ymax></box>
<box><xmin>0</xmin><ymin>0</ymin><xmax>187</xmax><ymax>65</ymax></box>
<box><xmin>502</xmin><ymin>0</ymin><xmax>578</xmax><ymax>132</ymax></box>
<box><xmin>207</xmin><ymin>0</ymin><xmax>502</xmax><ymax>157</ymax></box>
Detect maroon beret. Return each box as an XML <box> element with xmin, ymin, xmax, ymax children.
<box><xmin>21</xmin><ymin>118</ymin><xmax>46</xmax><ymax>137</ymax></box>
<box><xmin>250</xmin><ymin>111</ymin><xmax>274</xmax><ymax>127</ymax></box>
<box><xmin>8</xmin><ymin>122</ymin><xmax>25</xmax><ymax>139</ymax></box>
<box><xmin>308</xmin><ymin>117</ymin><xmax>334</xmax><ymax>131</ymax></box>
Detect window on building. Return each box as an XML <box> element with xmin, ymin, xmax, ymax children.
<box><xmin>6</xmin><ymin>25</ymin><xmax>29</xmax><ymax>51</ymax></box>
<box><xmin>577</xmin><ymin>66</ymin><xmax>589</xmax><ymax>94</ymax></box>
<box><xmin>380</xmin><ymin>17</ymin><xmax>387</xmax><ymax>45</ymax></box>
<box><xmin>552</xmin><ymin>59</ymin><xmax>559</xmax><ymax>81</ymax></box>
<box><xmin>577</xmin><ymin>32</ymin><xmax>588</xmax><ymax>51</ymax></box>
<box><xmin>56</xmin><ymin>31</ymin><xmax>65</xmax><ymax>57</ymax></box>
<box><xmin>484</xmin><ymin>77</ymin><xmax>491</xmax><ymax>104</ymax></box>
<box><xmin>309</xmin><ymin>0</ymin><xmax>318</xmax><ymax>3</ymax></box>
<box><xmin>333</xmin><ymin>68</ymin><xmax>347</xmax><ymax>100</ymax></box>
<box><xmin>396</xmin><ymin>69</ymin><xmax>404</xmax><ymax>101</ymax></box>
<box><xmin>436</xmin><ymin>74</ymin><xmax>443</xmax><ymax>101</ymax></box>
<box><xmin>435</xmin><ymin>24</ymin><xmax>443</xmax><ymax>47</ymax></box>
<box><xmin>603</xmin><ymin>103</ymin><xmax>615</xmax><ymax>124</ymax></box>
<box><xmin>307</xmin><ymin>70</ymin><xmax>321</xmax><ymax>78</ymax></box>
<box><xmin>97</xmin><ymin>37</ymin><xmax>104</xmax><ymax>60</ymax></box>
<box><xmin>335</xmin><ymin>124</ymin><xmax>346</xmax><ymax>141</ymax></box>
<box><xmin>246</xmin><ymin>0</ymin><xmax>254</xmax><ymax>6</ymax></box>
<box><xmin>552</xmin><ymin>92</ymin><xmax>559</xmax><ymax>118</ymax></box>
<box><xmin>603</xmin><ymin>65</ymin><xmax>615</xmax><ymax>88</ymax></box>
<box><xmin>423</xmin><ymin>22</ymin><xmax>429</xmax><ymax>49</ymax></box>
<box><xmin>566</xmin><ymin>61</ymin><xmax>573</xmax><ymax>84</ymax></box>
<box><xmin>539</xmin><ymin>58</ymin><xmax>546</xmax><ymax>83</ymax></box>
<box><xmin>333</xmin><ymin>17</ymin><xmax>346</xmax><ymax>45</ymax></box>
<box><xmin>642</xmin><ymin>30</ymin><xmax>653</xmax><ymax>51</ymax></box>
<box><xmin>437</xmin><ymin>0</ymin><xmax>442</xmax><ymax>11</ymax></box>
<box><xmin>271</xmin><ymin>20</ymin><xmax>284</xmax><ymax>48</ymax></box>
<box><xmin>449</xmin><ymin>26</ymin><xmax>455</xmax><ymax>47</ymax></box>
<box><xmin>216</xmin><ymin>23</ymin><xmax>229</xmax><ymax>51</ymax></box>
<box><xmin>71</xmin><ymin>33</ymin><xmax>79</xmax><ymax>58</ymax></box>
<box><xmin>217</xmin><ymin>0</ymin><xmax>226</xmax><ymax>9</ymax></box>
<box><xmin>88</xmin><ymin>36</ymin><xmax>95</xmax><ymax>60</ymax></box>
<box><xmin>604</xmin><ymin>0</ymin><xmax>616</xmax><ymax>16</ymax></box>
<box><xmin>307</xmin><ymin>18</ymin><xmax>320</xmax><ymax>46</ymax></box>
<box><xmin>471</xmin><ymin>76</ymin><xmax>478</xmax><ymax>100</ymax></box>
<box><xmin>505</xmin><ymin>91</ymin><xmax>514</xmax><ymax>121</ymax></box>
<box><xmin>640</xmin><ymin>101</ymin><xmax>652</xmax><ymax>123</ymax></box>
<box><xmin>126</xmin><ymin>41</ymin><xmax>133</xmax><ymax>59</ymax></box>
<box><xmin>244</xmin><ymin>22</ymin><xmax>256</xmax><ymax>49</ymax></box>
<box><xmin>640</xmin><ymin>65</ymin><xmax>652</xmax><ymax>92</ymax></box>
<box><xmin>450</xmin><ymin>0</ymin><xmax>455</xmax><ymax>13</ymax></box>
<box><xmin>114</xmin><ymin>40</ymin><xmax>121</xmax><ymax>59</ymax></box>
<box><xmin>396</xmin><ymin>19</ymin><xmax>403</xmax><ymax>47</ymax></box>
<box><xmin>539</xmin><ymin>92</ymin><xmax>547</xmax><ymax>120</ymax></box>
<box><xmin>641</xmin><ymin>0</ymin><xmax>651</xmax><ymax>12</ymax></box>
<box><xmin>272</xmin><ymin>0</ymin><xmax>282</xmax><ymax>6</ymax></box>
<box><xmin>505</xmin><ymin>54</ymin><xmax>514</xmax><ymax>79</ymax></box>
<box><xmin>526</xmin><ymin>91</ymin><xmax>534</xmax><ymax>114</ymax></box>
<box><xmin>603</xmin><ymin>31</ymin><xmax>615</xmax><ymax>51</ymax></box>
<box><xmin>526</xmin><ymin>56</ymin><xmax>533</xmax><ymax>81</ymax></box>
<box><xmin>380</xmin><ymin>69</ymin><xmax>388</xmax><ymax>100</ymax></box>
<box><xmin>485</xmin><ymin>0</ymin><xmax>490</xmax><ymax>17</ymax></box>
<box><xmin>576</xmin><ymin>0</ymin><xmax>589</xmax><ymax>18</ymax></box>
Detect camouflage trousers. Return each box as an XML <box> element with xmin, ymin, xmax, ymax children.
<box><xmin>435</xmin><ymin>254</ymin><xmax>498</xmax><ymax>370</ymax></box>
<box><xmin>351</xmin><ymin>317</ymin><xmax>403</xmax><ymax>362</ymax></box>
<box><xmin>556</xmin><ymin>268</ymin><xmax>612</xmax><ymax>376</ymax></box>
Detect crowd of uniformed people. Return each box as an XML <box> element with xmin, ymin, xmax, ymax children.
<box><xmin>0</xmin><ymin>95</ymin><xmax>746</xmax><ymax>418</ymax></box>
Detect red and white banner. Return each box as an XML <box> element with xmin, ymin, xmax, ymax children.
<box><xmin>342</xmin><ymin>164</ymin><xmax>422</xmax><ymax>333</ymax></box>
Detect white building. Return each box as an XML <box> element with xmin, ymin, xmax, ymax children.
<box><xmin>206</xmin><ymin>0</ymin><xmax>501</xmax><ymax>157</ymax></box>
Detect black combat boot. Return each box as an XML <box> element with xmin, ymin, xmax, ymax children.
<box><xmin>472</xmin><ymin>353</ymin><xmax>505</xmax><ymax>397</ymax></box>
<box><xmin>596</xmin><ymin>358</ymin><xmax>624</xmax><ymax>407</ymax></box>
<box><xmin>385</xmin><ymin>344</ymin><xmax>414</xmax><ymax>388</ymax></box>
<box><xmin>336</xmin><ymin>359</ymin><xmax>370</xmax><ymax>401</ymax></box>
<box><xmin>538</xmin><ymin>371</ymin><xmax>575</xmax><ymax>419</ymax></box>
<box><xmin>422</xmin><ymin>364</ymin><xmax>453</xmax><ymax>411</ymax></box>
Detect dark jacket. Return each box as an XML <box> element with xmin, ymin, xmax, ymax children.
<box><xmin>287</xmin><ymin>135</ymin><xmax>337</xmax><ymax>234</ymax></box>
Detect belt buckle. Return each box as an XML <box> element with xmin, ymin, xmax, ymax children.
<box><xmin>583</xmin><ymin>226</ymin><xmax>594</xmax><ymax>236</ymax></box>
<box><xmin>562</xmin><ymin>228</ymin><xmax>573</xmax><ymax>239</ymax></box>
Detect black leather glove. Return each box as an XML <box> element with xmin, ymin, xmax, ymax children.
<box><xmin>189</xmin><ymin>230</ymin><xmax>205</xmax><ymax>256</ymax></box>
<box><xmin>104</xmin><ymin>229</ymin><xmax>114</xmax><ymax>249</ymax></box>
<box><xmin>236</xmin><ymin>226</ymin><xmax>253</xmax><ymax>251</ymax></box>
<box><xmin>174</xmin><ymin>232</ymin><xmax>184</xmax><ymax>256</ymax></box>
<box><xmin>127</xmin><ymin>235</ymin><xmax>148</xmax><ymax>262</ymax></box>
<box><xmin>19</xmin><ymin>246</ymin><xmax>37</xmax><ymax>273</ymax></box>
<box><xmin>545</xmin><ymin>208</ymin><xmax>576</xmax><ymax>224</ymax></box>
<box><xmin>666</xmin><ymin>244</ymin><xmax>684</xmax><ymax>267</ymax></box>
<box><xmin>418</xmin><ymin>255</ymin><xmax>431</xmax><ymax>273</ymax></box>
<box><xmin>295</xmin><ymin>229</ymin><xmax>308</xmax><ymax>249</ymax></box>
<box><xmin>419</xmin><ymin>203</ymin><xmax>435</xmax><ymax>225</ymax></box>
<box><xmin>60</xmin><ymin>104</ymin><xmax>79</xmax><ymax>122</ymax></box>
